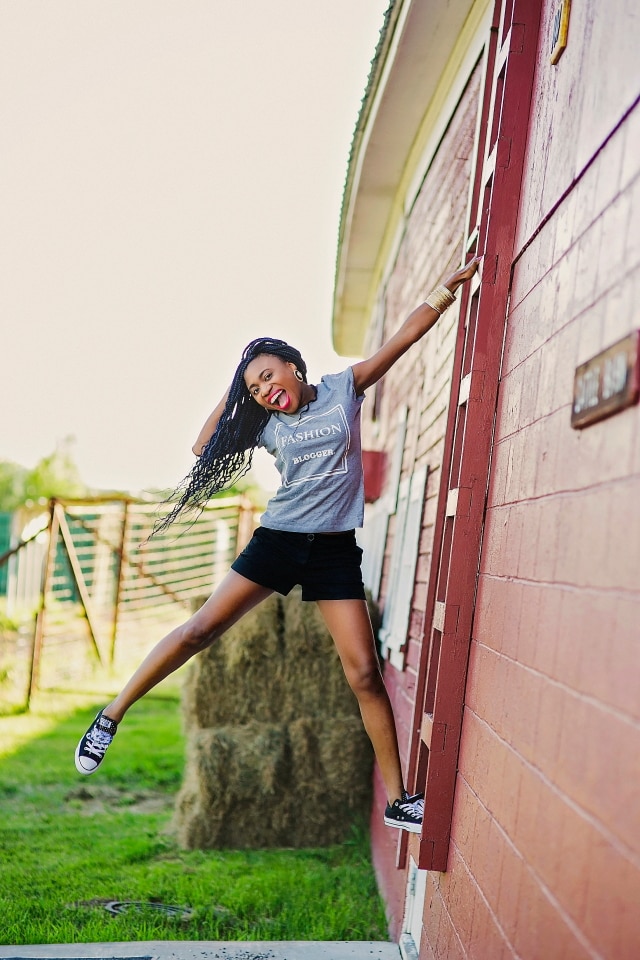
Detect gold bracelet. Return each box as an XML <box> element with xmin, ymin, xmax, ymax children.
<box><xmin>424</xmin><ymin>284</ymin><xmax>456</xmax><ymax>314</ymax></box>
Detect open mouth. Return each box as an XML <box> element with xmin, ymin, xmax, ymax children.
<box><xmin>268</xmin><ymin>389</ymin><xmax>290</xmax><ymax>409</ymax></box>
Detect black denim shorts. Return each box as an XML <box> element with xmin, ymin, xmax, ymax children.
<box><xmin>231</xmin><ymin>526</ymin><xmax>366</xmax><ymax>601</ymax></box>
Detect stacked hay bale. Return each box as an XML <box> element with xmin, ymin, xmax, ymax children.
<box><xmin>174</xmin><ymin>589</ymin><xmax>374</xmax><ymax>848</ymax></box>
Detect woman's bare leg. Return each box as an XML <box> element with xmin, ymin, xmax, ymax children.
<box><xmin>315</xmin><ymin>598</ymin><xmax>405</xmax><ymax>804</ymax></box>
<box><xmin>104</xmin><ymin>572</ymin><xmax>273</xmax><ymax>723</ymax></box>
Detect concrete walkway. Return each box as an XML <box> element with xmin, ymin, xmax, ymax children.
<box><xmin>0</xmin><ymin>942</ymin><xmax>401</xmax><ymax>960</ymax></box>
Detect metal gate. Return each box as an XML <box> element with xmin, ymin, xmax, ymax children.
<box><xmin>0</xmin><ymin>495</ymin><xmax>255</xmax><ymax>710</ymax></box>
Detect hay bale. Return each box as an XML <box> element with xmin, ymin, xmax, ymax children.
<box><xmin>181</xmin><ymin>592</ymin><xmax>363</xmax><ymax>729</ymax></box>
<box><xmin>174</xmin><ymin>589</ymin><xmax>375</xmax><ymax>848</ymax></box>
<box><xmin>287</xmin><ymin>715</ymin><xmax>372</xmax><ymax>842</ymax></box>
<box><xmin>175</xmin><ymin>717</ymin><xmax>372</xmax><ymax>849</ymax></box>
<box><xmin>181</xmin><ymin>594</ymin><xmax>286</xmax><ymax>729</ymax></box>
<box><xmin>174</xmin><ymin>723</ymin><xmax>290</xmax><ymax>849</ymax></box>
<box><xmin>279</xmin><ymin>592</ymin><xmax>361</xmax><ymax>721</ymax></box>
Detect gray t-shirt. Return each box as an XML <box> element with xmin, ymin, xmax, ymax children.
<box><xmin>257</xmin><ymin>367</ymin><xmax>365</xmax><ymax>533</ymax></box>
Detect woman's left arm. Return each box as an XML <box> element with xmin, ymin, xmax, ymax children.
<box><xmin>351</xmin><ymin>256</ymin><xmax>481</xmax><ymax>395</ymax></box>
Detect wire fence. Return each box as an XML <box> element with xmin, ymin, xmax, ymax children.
<box><xmin>0</xmin><ymin>495</ymin><xmax>256</xmax><ymax>712</ymax></box>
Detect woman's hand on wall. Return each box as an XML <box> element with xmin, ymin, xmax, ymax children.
<box><xmin>444</xmin><ymin>255</ymin><xmax>482</xmax><ymax>294</ymax></box>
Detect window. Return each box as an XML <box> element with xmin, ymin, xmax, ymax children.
<box><xmin>378</xmin><ymin>463</ymin><xmax>428</xmax><ymax>670</ymax></box>
<box><xmin>359</xmin><ymin>502</ymin><xmax>389</xmax><ymax>599</ymax></box>
<box><xmin>359</xmin><ymin>406</ymin><xmax>407</xmax><ymax>600</ymax></box>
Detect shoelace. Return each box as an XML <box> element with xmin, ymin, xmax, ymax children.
<box><xmin>401</xmin><ymin>792</ymin><xmax>424</xmax><ymax>817</ymax></box>
<box><xmin>84</xmin><ymin>727</ymin><xmax>113</xmax><ymax>758</ymax></box>
<box><xmin>397</xmin><ymin>798</ymin><xmax>422</xmax><ymax>820</ymax></box>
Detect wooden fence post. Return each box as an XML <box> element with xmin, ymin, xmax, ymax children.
<box><xmin>109</xmin><ymin>499</ymin><xmax>130</xmax><ymax>665</ymax></box>
<box><xmin>237</xmin><ymin>496</ymin><xmax>256</xmax><ymax>553</ymax></box>
<box><xmin>28</xmin><ymin>499</ymin><xmax>58</xmax><ymax>706</ymax></box>
<box><xmin>55</xmin><ymin>503</ymin><xmax>103</xmax><ymax>664</ymax></box>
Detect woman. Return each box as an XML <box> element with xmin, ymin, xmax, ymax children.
<box><xmin>75</xmin><ymin>255</ymin><xmax>481</xmax><ymax>834</ymax></box>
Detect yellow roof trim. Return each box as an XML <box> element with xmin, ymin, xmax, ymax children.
<box><xmin>332</xmin><ymin>0</ymin><xmax>490</xmax><ymax>357</ymax></box>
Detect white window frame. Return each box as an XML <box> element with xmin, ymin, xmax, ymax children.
<box><xmin>378</xmin><ymin>462</ymin><xmax>428</xmax><ymax>670</ymax></box>
<box><xmin>359</xmin><ymin>405</ymin><xmax>407</xmax><ymax>600</ymax></box>
<box><xmin>386</xmin><ymin>405</ymin><xmax>407</xmax><ymax>514</ymax></box>
<box><xmin>359</xmin><ymin>501</ymin><xmax>389</xmax><ymax>600</ymax></box>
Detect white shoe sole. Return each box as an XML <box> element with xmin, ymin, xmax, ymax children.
<box><xmin>383</xmin><ymin>816</ymin><xmax>422</xmax><ymax>834</ymax></box>
<box><xmin>74</xmin><ymin>743</ymin><xmax>100</xmax><ymax>775</ymax></box>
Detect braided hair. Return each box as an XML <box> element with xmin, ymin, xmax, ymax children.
<box><xmin>153</xmin><ymin>337</ymin><xmax>307</xmax><ymax>534</ymax></box>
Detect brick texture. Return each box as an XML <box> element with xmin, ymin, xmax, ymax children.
<box><xmin>445</xmin><ymin>0</ymin><xmax>640</xmax><ymax>957</ymax></box>
<box><xmin>360</xmin><ymin>0</ymin><xmax>640</xmax><ymax>954</ymax></box>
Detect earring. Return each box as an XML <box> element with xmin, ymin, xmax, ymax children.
<box><xmin>294</xmin><ymin>369</ymin><xmax>304</xmax><ymax>381</ymax></box>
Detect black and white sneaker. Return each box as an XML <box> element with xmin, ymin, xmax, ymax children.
<box><xmin>384</xmin><ymin>790</ymin><xmax>423</xmax><ymax>834</ymax></box>
<box><xmin>75</xmin><ymin>709</ymin><xmax>118</xmax><ymax>775</ymax></box>
<box><xmin>405</xmin><ymin>791</ymin><xmax>424</xmax><ymax>818</ymax></box>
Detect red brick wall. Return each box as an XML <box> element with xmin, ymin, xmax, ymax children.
<box><xmin>426</xmin><ymin>2</ymin><xmax>640</xmax><ymax>957</ymax></box>
<box><xmin>363</xmin><ymin>65</ymin><xmax>481</xmax><ymax>936</ymax></box>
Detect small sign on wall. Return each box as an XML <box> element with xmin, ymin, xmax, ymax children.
<box><xmin>571</xmin><ymin>330</ymin><xmax>640</xmax><ymax>428</ymax></box>
<box><xmin>550</xmin><ymin>0</ymin><xmax>571</xmax><ymax>65</ymax></box>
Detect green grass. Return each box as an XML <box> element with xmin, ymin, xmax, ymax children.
<box><xmin>0</xmin><ymin>684</ymin><xmax>388</xmax><ymax>946</ymax></box>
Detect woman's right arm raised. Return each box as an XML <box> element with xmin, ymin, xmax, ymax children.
<box><xmin>192</xmin><ymin>388</ymin><xmax>230</xmax><ymax>456</ymax></box>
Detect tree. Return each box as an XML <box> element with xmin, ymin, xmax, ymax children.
<box><xmin>0</xmin><ymin>438</ymin><xmax>87</xmax><ymax>511</ymax></box>
<box><xmin>0</xmin><ymin>461</ymin><xmax>27</xmax><ymax>511</ymax></box>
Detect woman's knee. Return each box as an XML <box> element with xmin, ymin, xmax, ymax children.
<box><xmin>345</xmin><ymin>660</ymin><xmax>385</xmax><ymax>699</ymax></box>
<box><xmin>180</xmin><ymin>612</ymin><xmax>222</xmax><ymax>652</ymax></box>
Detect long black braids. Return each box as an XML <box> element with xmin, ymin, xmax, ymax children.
<box><xmin>152</xmin><ymin>337</ymin><xmax>308</xmax><ymax>535</ymax></box>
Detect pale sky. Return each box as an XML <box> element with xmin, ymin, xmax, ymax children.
<box><xmin>0</xmin><ymin>0</ymin><xmax>388</xmax><ymax>494</ymax></box>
